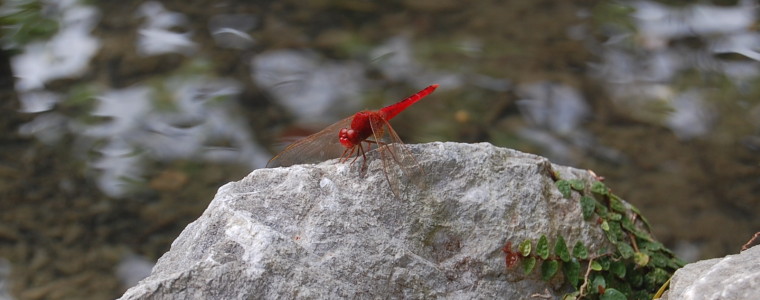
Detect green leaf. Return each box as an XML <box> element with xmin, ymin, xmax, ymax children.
<box><xmin>591</xmin><ymin>181</ymin><xmax>609</xmax><ymax>195</ymax></box>
<box><xmin>631</xmin><ymin>290</ymin><xmax>650</xmax><ymax>300</ymax></box>
<box><xmin>632</xmin><ymin>210</ymin><xmax>654</xmax><ymax>231</ymax></box>
<box><xmin>649</xmin><ymin>252</ymin><xmax>669</xmax><ymax>268</ymax></box>
<box><xmin>519</xmin><ymin>239</ymin><xmax>532</xmax><ymax>257</ymax></box>
<box><xmin>609</xmin><ymin>196</ymin><xmax>627</xmax><ymax>213</ymax></box>
<box><xmin>616</xmin><ymin>242</ymin><xmax>634</xmax><ymax>259</ymax></box>
<box><xmin>562</xmin><ymin>291</ymin><xmax>580</xmax><ymax>300</ymax></box>
<box><xmin>563</xmin><ymin>258</ymin><xmax>581</xmax><ymax>288</ymax></box>
<box><xmin>615</xmin><ymin>282</ymin><xmax>634</xmax><ymax>297</ymax></box>
<box><xmin>600</xmin><ymin>288</ymin><xmax>627</xmax><ymax>300</ymax></box>
<box><xmin>601</xmin><ymin>220</ymin><xmax>610</xmax><ymax>231</ymax></box>
<box><xmin>573</xmin><ymin>241</ymin><xmax>588</xmax><ymax>260</ymax></box>
<box><xmin>569</xmin><ymin>179</ymin><xmax>585</xmax><ymax>191</ymax></box>
<box><xmin>633</xmin><ymin>252</ymin><xmax>650</xmax><ymax>267</ymax></box>
<box><xmin>591</xmin><ymin>274</ymin><xmax>606</xmax><ymax>291</ymax></box>
<box><xmin>629</xmin><ymin>227</ymin><xmax>654</xmax><ymax>241</ymax></box>
<box><xmin>620</xmin><ymin>216</ymin><xmax>636</xmax><ymax>232</ymax></box>
<box><xmin>610</xmin><ymin>261</ymin><xmax>626</xmax><ymax>279</ymax></box>
<box><xmin>627</xmin><ymin>269</ymin><xmax>644</xmax><ymax>288</ymax></box>
<box><xmin>554</xmin><ymin>235</ymin><xmax>571</xmax><ymax>262</ymax></box>
<box><xmin>595</xmin><ymin>202</ymin><xmax>609</xmax><ymax>218</ymax></box>
<box><xmin>536</xmin><ymin>235</ymin><xmax>550</xmax><ymax>260</ymax></box>
<box><xmin>522</xmin><ymin>256</ymin><xmax>536</xmax><ymax>274</ymax></box>
<box><xmin>541</xmin><ymin>260</ymin><xmax>559</xmax><ymax>280</ymax></box>
<box><xmin>607</xmin><ymin>212</ymin><xmax>622</xmax><ymax>221</ymax></box>
<box><xmin>590</xmin><ymin>260</ymin><xmax>603</xmax><ymax>271</ymax></box>
<box><xmin>607</xmin><ymin>221</ymin><xmax>624</xmax><ymax>241</ymax></box>
<box><xmin>580</xmin><ymin>196</ymin><xmax>595</xmax><ymax>220</ymax></box>
<box><xmin>597</xmin><ymin>257</ymin><xmax>611</xmax><ymax>270</ymax></box>
<box><xmin>644</xmin><ymin>268</ymin><xmax>671</xmax><ymax>291</ymax></box>
<box><xmin>639</xmin><ymin>240</ymin><xmax>663</xmax><ymax>252</ymax></box>
<box><xmin>556</xmin><ymin>180</ymin><xmax>572</xmax><ymax>198</ymax></box>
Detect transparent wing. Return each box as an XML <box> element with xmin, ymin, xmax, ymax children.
<box><xmin>369</xmin><ymin>116</ymin><xmax>426</xmax><ymax>199</ymax></box>
<box><xmin>267</xmin><ymin>117</ymin><xmax>353</xmax><ymax>167</ymax></box>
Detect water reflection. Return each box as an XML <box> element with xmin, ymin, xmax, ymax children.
<box><xmin>634</xmin><ymin>0</ymin><xmax>755</xmax><ymax>48</ymax></box>
<box><xmin>596</xmin><ymin>0</ymin><xmax>759</xmax><ymax>140</ymax></box>
<box><xmin>514</xmin><ymin>82</ymin><xmax>623</xmax><ymax>165</ymax></box>
<box><xmin>82</xmin><ymin>75</ymin><xmax>269</xmax><ymax>196</ymax></box>
<box><xmin>208</xmin><ymin>14</ymin><xmax>257</xmax><ymax>50</ymax></box>
<box><xmin>10</xmin><ymin>0</ymin><xmax>99</xmax><ymax>91</ymax></box>
<box><xmin>370</xmin><ymin>36</ymin><xmax>465</xmax><ymax>90</ymax></box>
<box><xmin>9</xmin><ymin>0</ymin><xmax>270</xmax><ymax>197</ymax></box>
<box><xmin>136</xmin><ymin>1</ymin><xmax>195</xmax><ymax>56</ymax></box>
<box><xmin>251</xmin><ymin>49</ymin><xmax>364</xmax><ymax>124</ymax></box>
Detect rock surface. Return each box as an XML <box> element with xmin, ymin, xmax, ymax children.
<box><xmin>660</xmin><ymin>244</ymin><xmax>760</xmax><ymax>300</ymax></box>
<box><xmin>120</xmin><ymin>142</ymin><xmax>616</xmax><ymax>299</ymax></box>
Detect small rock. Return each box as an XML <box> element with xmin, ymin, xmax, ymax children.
<box><xmin>660</xmin><ymin>245</ymin><xmax>760</xmax><ymax>300</ymax></box>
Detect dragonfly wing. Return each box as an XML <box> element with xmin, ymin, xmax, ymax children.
<box><xmin>369</xmin><ymin>116</ymin><xmax>425</xmax><ymax>199</ymax></box>
<box><xmin>380</xmin><ymin>117</ymin><xmax>425</xmax><ymax>176</ymax></box>
<box><xmin>267</xmin><ymin>117</ymin><xmax>353</xmax><ymax>167</ymax></box>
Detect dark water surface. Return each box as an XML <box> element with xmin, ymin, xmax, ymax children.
<box><xmin>1</xmin><ymin>0</ymin><xmax>759</xmax><ymax>299</ymax></box>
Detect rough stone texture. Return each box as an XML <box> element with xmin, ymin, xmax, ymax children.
<box><xmin>661</xmin><ymin>244</ymin><xmax>760</xmax><ymax>300</ymax></box>
<box><xmin>120</xmin><ymin>142</ymin><xmax>617</xmax><ymax>299</ymax></box>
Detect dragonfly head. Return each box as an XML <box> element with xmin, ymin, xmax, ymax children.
<box><xmin>339</xmin><ymin>128</ymin><xmax>358</xmax><ymax>148</ymax></box>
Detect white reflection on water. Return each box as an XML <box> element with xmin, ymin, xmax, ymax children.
<box><xmin>10</xmin><ymin>0</ymin><xmax>100</xmax><ymax>91</ymax></box>
<box><xmin>80</xmin><ymin>77</ymin><xmax>270</xmax><ymax>197</ymax></box>
<box><xmin>517</xmin><ymin>82</ymin><xmax>589</xmax><ymax>135</ymax></box>
<box><xmin>251</xmin><ymin>49</ymin><xmax>365</xmax><ymax>124</ymax></box>
<box><xmin>633</xmin><ymin>0</ymin><xmax>755</xmax><ymax>49</ymax></box>
<box><xmin>666</xmin><ymin>89</ymin><xmax>714</xmax><ymax>140</ymax></box>
<box><xmin>17</xmin><ymin>91</ymin><xmax>60</xmax><ymax>113</ymax></box>
<box><xmin>208</xmin><ymin>14</ymin><xmax>257</xmax><ymax>50</ymax></box>
<box><xmin>136</xmin><ymin>1</ymin><xmax>196</xmax><ymax>56</ymax></box>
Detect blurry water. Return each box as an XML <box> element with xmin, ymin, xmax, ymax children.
<box><xmin>251</xmin><ymin>49</ymin><xmax>365</xmax><ymax>124</ymax></box>
<box><xmin>8</xmin><ymin>1</ymin><xmax>270</xmax><ymax>197</ymax></box>
<box><xmin>595</xmin><ymin>0</ymin><xmax>760</xmax><ymax>140</ymax></box>
<box><xmin>136</xmin><ymin>2</ymin><xmax>196</xmax><ymax>56</ymax></box>
<box><xmin>10</xmin><ymin>0</ymin><xmax>99</xmax><ymax>91</ymax></box>
<box><xmin>208</xmin><ymin>14</ymin><xmax>256</xmax><ymax>50</ymax></box>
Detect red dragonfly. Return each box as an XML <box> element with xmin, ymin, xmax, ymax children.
<box><xmin>267</xmin><ymin>84</ymin><xmax>439</xmax><ymax>196</ymax></box>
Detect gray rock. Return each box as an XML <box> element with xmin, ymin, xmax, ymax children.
<box><xmin>120</xmin><ymin>142</ymin><xmax>616</xmax><ymax>299</ymax></box>
<box><xmin>660</xmin><ymin>244</ymin><xmax>760</xmax><ymax>300</ymax></box>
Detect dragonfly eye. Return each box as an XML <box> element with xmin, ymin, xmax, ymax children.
<box><xmin>339</xmin><ymin>128</ymin><xmax>354</xmax><ymax>148</ymax></box>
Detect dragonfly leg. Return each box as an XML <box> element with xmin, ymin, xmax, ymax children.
<box><xmin>363</xmin><ymin>139</ymin><xmax>377</xmax><ymax>152</ymax></box>
<box><xmin>340</xmin><ymin>147</ymin><xmax>357</xmax><ymax>163</ymax></box>
<box><xmin>349</xmin><ymin>146</ymin><xmax>362</xmax><ymax>165</ymax></box>
<box><xmin>358</xmin><ymin>143</ymin><xmax>369</xmax><ymax>173</ymax></box>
